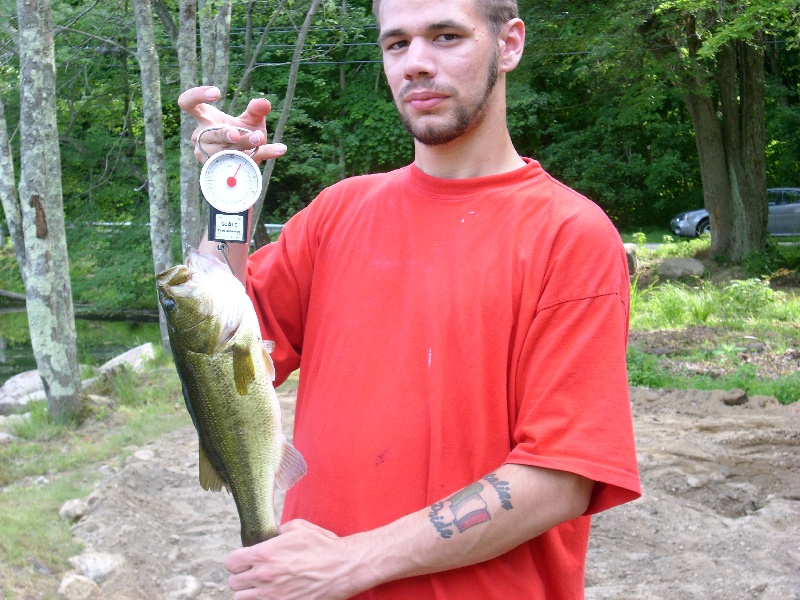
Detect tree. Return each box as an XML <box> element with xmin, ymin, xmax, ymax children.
<box><xmin>519</xmin><ymin>0</ymin><xmax>798</xmax><ymax>261</ymax></box>
<box><xmin>14</xmin><ymin>0</ymin><xmax>82</xmax><ymax>420</ymax></box>
<box><xmin>638</xmin><ymin>1</ymin><xmax>775</xmax><ymax>261</ymax></box>
<box><xmin>177</xmin><ymin>0</ymin><xmax>203</xmax><ymax>252</ymax></box>
<box><xmin>133</xmin><ymin>0</ymin><xmax>174</xmax><ymax>351</ymax></box>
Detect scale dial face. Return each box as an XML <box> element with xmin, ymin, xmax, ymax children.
<box><xmin>200</xmin><ymin>150</ymin><xmax>263</xmax><ymax>213</ymax></box>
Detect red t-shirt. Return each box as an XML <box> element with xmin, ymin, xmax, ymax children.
<box><xmin>247</xmin><ymin>159</ymin><xmax>641</xmax><ymax>599</ymax></box>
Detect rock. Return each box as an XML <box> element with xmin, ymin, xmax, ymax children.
<box><xmin>58</xmin><ymin>573</ymin><xmax>101</xmax><ymax>600</ymax></box>
<box><xmin>132</xmin><ymin>449</ymin><xmax>155</xmax><ymax>461</ymax></box>
<box><xmin>68</xmin><ymin>552</ymin><xmax>125</xmax><ymax>583</ymax></box>
<box><xmin>60</xmin><ymin>498</ymin><xmax>90</xmax><ymax>522</ymax></box>
<box><xmin>623</xmin><ymin>243</ymin><xmax>638</xmax><ymax>276</ymax></box>
<box><xmin>0</xmin><ymin>370</ymin><xmax>44</xmax><ymax>415</ymax></box>
<box><xmin>162</xmin><ymin>575</ymin><xmax>203</xmax><ymax>599</ymax></box>
<box><xmin>712</xmin><ymin>388</ymin><xmax>748</xmax><ymax>406</ymax></box>
<box><xmin>657</xmin><ymin>257</ymin><xmax>705</xmax><ymax>279</ymax></box>
<box><xmin>99</xmin><ymin>343</ymin><xmax>155</xmax><ymax>375</ymax></box>
<box><xmin>0</xmin><ymin>431</ymin><xmax>18</xmax><ymax>444</ymax></box>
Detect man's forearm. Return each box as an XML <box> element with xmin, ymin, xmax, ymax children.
<box><xmin>341</xmin><ymin>463</ymin><xmax>594</xmax><ymax>592</ymax></box>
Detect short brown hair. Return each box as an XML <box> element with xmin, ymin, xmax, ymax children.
<box><xmin>372</xmin><ymin>0</ymin><xmax>519</xmax><ymax>36</ymax></box>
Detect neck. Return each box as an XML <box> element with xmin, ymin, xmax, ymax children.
<box><xmin>412</xmin><ymin>95</ymin><xmax>525</xmax><ymax>179</ymax></box>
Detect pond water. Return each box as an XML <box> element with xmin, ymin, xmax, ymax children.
<box><xmin>0</xmin><ymin>309</ymin><xmax>162</xmax><ymax>387</ymax></box>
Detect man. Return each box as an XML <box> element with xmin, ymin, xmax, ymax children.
<box><xmin>178</xmin><ymin>0</ymin><xmax>641</xmax><ymax>598</ymax></box>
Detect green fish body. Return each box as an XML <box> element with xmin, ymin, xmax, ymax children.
<box><xmin>156</xmin><ymin>248</ymin><xmax>306</xmax><ymax>546</ymax></box>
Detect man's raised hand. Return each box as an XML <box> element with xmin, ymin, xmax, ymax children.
<box><xmin>177</xmin><ymin>86</ymin><xmax>287</xmax><ymax>164</ymax></box>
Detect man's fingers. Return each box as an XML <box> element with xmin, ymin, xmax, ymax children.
<box><xmin>178</xmin><ymin>85</ymin><xmax>222</xmax><ymax>117</ymax></box>
<box><xmin>252</xmin><ymin>142</ymin><xmax>287</xmax><ymax>164</ymax></box>
<box><xmin>236</xmin><ymin>97</ymin><xmax>273</xmax><ymax>128</ymax></box>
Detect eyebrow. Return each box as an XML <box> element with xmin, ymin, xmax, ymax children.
<box><xmin>378</xmin><ymin>19</ymin><xmax>469</xmax><ymax>44</ymax></box>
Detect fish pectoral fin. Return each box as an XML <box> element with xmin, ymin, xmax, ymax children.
<box><xmin>199</xmin><ymin>445</ymin><xmax>230</xmax><ymax>494</ymax></box>
<box><xmin>261</xmin><ymin>342</ymin><xmax>276</xmax><ymax>381</ymax></box>
<box><xmin>232</xmin><ymin>343</ymin><xmax>256</xmax><ymax>395</ymax></box>
<box><xmin>275</xmin><ymin>438</ymin><xmax>307</xmax><ymax>490</ymax></box>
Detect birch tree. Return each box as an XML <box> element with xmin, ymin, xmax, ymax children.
<box><xmin>15</xmin><ymin>0</ymin><xmax>82</xmax><ymax>420</ymax></box>
<box><xmin>133</xmin><ymin>0</ymin><xmax>174</xmax><ymax>351</ymax></box>
<box><xmin>0</xmin><ymin>98</ymin><xmax>25</xmax><ymax>283</ymax></box>
<box><xmin>178</xmin><ymin>0</ymin><xmax>202</xmax><ymax>252</ymax></box>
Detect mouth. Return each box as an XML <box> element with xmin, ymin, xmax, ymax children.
<box><xmin>403</xmin><ymin>90</ymin><xmax>448</xmax><ymax>112</ymax></box>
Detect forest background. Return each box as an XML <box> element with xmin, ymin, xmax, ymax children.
<box><xmin>0</xmin><ymin>0</ymin><xmax>797</xmax><ymax>306</ymax></box>
<box><xmin>0</xmin><ymin>0</ymin><xmax>798</xmax><ymax>419</ymax></box>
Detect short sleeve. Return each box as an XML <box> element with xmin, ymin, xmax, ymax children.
<box><xmin>505</xmin><ymin>204</ymin><xmax>641</xmax><ymax>514</ymax></box>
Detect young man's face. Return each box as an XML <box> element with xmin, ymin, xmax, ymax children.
<box><xmin>378</xmin><ymin>0</ymin><xmax>503</xmax><ymax>146</ymax></box>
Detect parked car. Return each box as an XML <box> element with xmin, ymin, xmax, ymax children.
<box><xmin>670</xmin><ymin>188</ymin><xmax>800</xmax><ymax>237</ymax></box>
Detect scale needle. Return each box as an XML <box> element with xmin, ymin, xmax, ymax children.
<box><xmin>227</xmin><ymin>164</ymin><xmax>242</xmax><ymax>187</ymax></box>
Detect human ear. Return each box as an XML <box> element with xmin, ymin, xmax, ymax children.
<box><xmin>498</xmin><ymin>18</ymin><xmax>525</xmax><ymax>73</ymax></box>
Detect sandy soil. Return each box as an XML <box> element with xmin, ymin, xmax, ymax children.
<box><xmin>62</xmin><ymin>383</ymin><xmax>799</xmax><ymax>599</ymax></box>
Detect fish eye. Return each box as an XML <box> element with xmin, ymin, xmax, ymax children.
<box><xmin>163</xmin><ymin>298</ymin><xmax>176</xmax><ymax>312</ymax></box>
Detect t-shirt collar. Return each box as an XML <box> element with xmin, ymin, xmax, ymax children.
<box><xmin>405</xmin><ymin>158</ymin><xmax>544</xmax><ymax>200</ymax></box>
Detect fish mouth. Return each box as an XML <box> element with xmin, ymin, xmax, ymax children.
<box><xmin>157</xmin><ymin>264</ymin><xmax>192</xmax><ymax>288</ymax></box>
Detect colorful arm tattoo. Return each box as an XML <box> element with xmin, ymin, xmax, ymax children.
<box><xmin>427</xmin><ymin>473</ymin><xmax>514</xmax><ymax>539</ymax></box>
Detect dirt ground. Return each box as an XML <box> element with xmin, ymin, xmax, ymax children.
<box><xmin>57</xmin><ymin>378</ymin><xmax>800</xmax><ymax>600</ymax></box>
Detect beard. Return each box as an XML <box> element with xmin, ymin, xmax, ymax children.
<box><xmin>395</xmin><ymin>48</ymin><xmax>500</xmax><ymax>146</ymax></box>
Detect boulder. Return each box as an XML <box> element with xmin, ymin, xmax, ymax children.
<box><xmin>162</xmin><ymin>575</ymin><xmax>203</xmax><ymax>599</ymax></box>
<box><xmin>0</xmin><ymin>343</ymin><xmax>155</xmax><ymax>415</ymax></box>
<box><xmin>68</xmin><ymin>552</ymin><xmax>125</xmax><ymax>584</ymax></box>
<box><xmin>657</xmin><ymin>257</ymin><xmax>705</xmax><ymax>279</ymax></box>
<box><xmin>60</xmin><ymin>498</ymin><xmax>90</xmax><ymax>523</ymax></box>
<box><xmin>712</xmin><ymin>388</ymin><xmax>749</xmax><ymax>406</ymax></box>
<box><xmin>98</xmin><ymin>343</ymin><xmax>155</xmax><ymax>375</ymax></box>
<box><xmin>0</xmin><ymin>370</ymin><xmax>44</xmax><ymax>415</ymax></box>
<box><xmin>58</xmin><ymin>573</ymin><xmax>101</xmax><ymax>600</ymax></box>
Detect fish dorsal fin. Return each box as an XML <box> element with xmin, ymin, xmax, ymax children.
<box><xmin>261</xmin><ymin>341</ymin><xmax>276</xmax><ymax>381</ymax></box>
<box><xmin>232</xmin><ymin>342</ymin><xmax>256</xmax><ymax>395</ymax></box>
<box><xmin>199</xmin><ymin>444</ymin><xmax>230</xmax><ymax>494</ymax></box>
<box><xmin>275</xmin><ymin>438</ymin><xmax>307</xmax><ymax>490</ymax></box>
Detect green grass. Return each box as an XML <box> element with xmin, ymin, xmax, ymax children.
<box><xmin>0</xmin><ymin>358</ymin><xmax>190</xmax><ymax>597</ymax></box>
<box><xmin>627</xmin><ymin>234</ymin><xmax>800</xmax><ymax>404</ymax></box>
<box><xmin>630</xmin><ymin>277</ymin><xmax>797</xmax><ymax>330</ymax></box>
<box><xmin>627</xmin><ymin>347</ymin><xmax>800</xmax><ymax>404</ymax></box>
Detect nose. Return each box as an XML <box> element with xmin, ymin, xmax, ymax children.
<box><xmin>403</xmin><ymin>38</ymin><xmax>436</xmax><ymax>80</ymax></box>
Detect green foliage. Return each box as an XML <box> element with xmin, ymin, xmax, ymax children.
<box><xmin>742</xmin><ymin>236</ymin><xmax>800</xmax><ymax>277</ymax></box>
<box><xmin>627</xmin><ymin>347</ymin><xmax>800</xmax><ymax>404</ymax></box>
<box><xmin>627</xmin><ymin>346</ymin><xmax>674</xmax><ymax>388</ymax></box>
<box><xmin>630</xmin><ymin>276</ymin><xmax>797</xmax><ymax>330</ymax></box>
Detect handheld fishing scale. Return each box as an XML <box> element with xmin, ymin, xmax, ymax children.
<box><xmin>197</xmin><ymin>127</ymin><xmax>263</xmax><ymax>245</ymax></box>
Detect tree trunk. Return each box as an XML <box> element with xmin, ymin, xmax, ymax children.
<box><xmin>213</xmin><ymin>0</ymin><xmax>231</xmax><ymax>103</ymax></box>
<box><xmin>0</xmin><ymin>98</ymin><xmax>26</xmax><ymax>284</ymax></box>
<box><xmin>197</xmin><ymin>0</ymin><xmax>231</xmax><ymax>109</ymax></box>
<box><xmin>178</xmin><ymin>0</ymin><xmax>202</xmax><ymax>254</ymax></box>
<box><xmin>716</xmin><ymin>38</ymin><xmax>766</xmax><ymax>259</ymax></box>
<box><xmin>683</xmin><ymin>39</ymin><xmax>767</xmax><ymax>262</ymax></box>
<box><xmin>133</xmin><ymin>0</ymin><xmax>174</xmax><ymax>352</ymax></box>
<box><xmin>198</xmin><ymin>0</ymin><xmax>215</xmax><ymax>85</ymax></box>
<box><xmin>16</xmin><ymin>0</ymin><xmax>82</xmax><ymax>421</ymax></box>
<box><xmin>641</xmin><ymin>10</ymin><xmax>769</xmax><ymax>263</ymax></box>
<box><xmin>252</xmin><ymin>0</ymin><xmax>322</xmax><ymax>236</ymax></box>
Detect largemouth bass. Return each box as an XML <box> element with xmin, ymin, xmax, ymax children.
<box><xmin>156</xmin><ymin>247</ymin><xmax>306</xmax><ymax>546</ymax></box>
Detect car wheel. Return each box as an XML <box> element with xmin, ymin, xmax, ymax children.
<box><xmin>697</xmin><ymin>219</ymin><xmax>710</xmax><ymax>236</ymax></box>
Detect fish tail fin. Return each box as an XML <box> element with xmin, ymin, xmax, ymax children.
<box><xmin>275</xmin><ymin>438</ymin><xmax>307</xmax><ymax>490</ymax></box>
<box><xmin>232</xmin><ymin>343</ymin><xmax>256</xmax><ymax>395</ymax></box>
<box><xmin>199</xmin><ymin>445</ymin><xmax>230</xmax><ymax>494</ymax></box>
